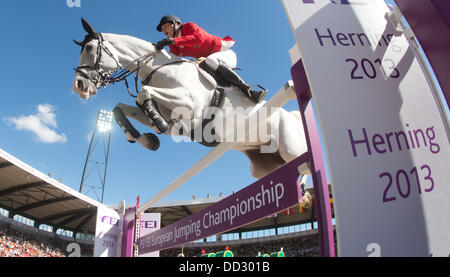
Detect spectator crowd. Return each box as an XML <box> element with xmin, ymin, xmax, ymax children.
<box><xmin>160</xmin><ymin>233</ymin><xmax>325</xmax><ymax>257</ymax></box>
<box><xmin>1</xmin><ymin>219</ymin><xmax>334</xmax><ymax>258</ymax></box>
<box><xmin>0</xmin><ymin>225</ymin><xmax>66</xmax><ymax>257</ymax></box>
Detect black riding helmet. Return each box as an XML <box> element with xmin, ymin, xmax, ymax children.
<box><xmin>156</xmin><ymin>15</ymin><xmax>182</xmax><ymax>32</ymax></box>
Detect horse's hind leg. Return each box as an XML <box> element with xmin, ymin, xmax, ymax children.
<box><xmin>276</xmin><ymin>110</ymin><xmax>308</xmax><ymax>164</ymax></box>
<box><xmin>113</xmin><ymin>103</ymin><xmax>160</xmax><ymax>151</ymax></box>
<box><xmin>276</xmin><ymin>110</ymin><xmax>311</xmax><ymax>188</ymax></box>
<box><xmin>241</xmin><ymin>149</ymin><xmax>285</xmax><ymax>179</ymax></box>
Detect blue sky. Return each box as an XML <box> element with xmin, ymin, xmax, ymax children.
<box><xmin>0</xmin><ymin>0</ymin><xmax>302</xmax><ymax>206</ymax></box>
<box><xmin>0</xmin><ymin>0</ymin><xmax>447</xmax><ymax>208</ymax></box>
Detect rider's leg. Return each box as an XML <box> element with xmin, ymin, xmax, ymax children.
<box><xmin>204</xmin><ymin>49</ymin><xmax>237</xmax><ymax>71</ymax></box>
<box><xmin>200</xmin><ymin>50</ymin><xmax>235</xmax><ymax>87</ymax></box>
<box><xmin>215</xmin><ymin>62</ymin><xmax>267</xmax><ymax>104</ymax></box>
<box><xmin>203</xmin><ymin>50</ymin><xmax>267</xmax><ymax>104</ymax></box>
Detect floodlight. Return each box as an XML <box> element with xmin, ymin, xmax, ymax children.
<box><xmin>96</xmin><ymin>110</ymin><xmax>113</xmax><ymax>132</ymax></box>
<box><xmin>80</xmin><ymin>109</ymin><xmax>113</xmax><ymax>203</ymax></box>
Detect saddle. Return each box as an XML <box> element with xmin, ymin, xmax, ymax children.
<box><xmin>196</xmin><ymin>58</ymin><xmax>228</xmax><ymax>88</ymax></box>
<box><xmin>194</xmin><ymin>59</ymin><xmax>227</xmax><ymax>108</ymax></box>
<box><xmin>143</xmin><ymin>58</ymin><xmax>225</xmax><ymax>108</ymax></box>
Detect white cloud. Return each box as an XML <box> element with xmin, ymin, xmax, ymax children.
<box><xmin>85</xmin><ymin>133</ymin><xmax>92</xmax><ymax>143</ymax></box>
<box><xmin>4</xmin><ymin>104</ymin><xmax>67</xmax><ymax>144</ymax></box>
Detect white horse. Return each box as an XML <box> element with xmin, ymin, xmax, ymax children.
<box><xmin>72</xmin><ymin>18</ymin><xmax>308</xmax><ymax>179</ymax></box>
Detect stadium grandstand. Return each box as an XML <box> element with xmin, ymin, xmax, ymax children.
<box><xmin>0</xmin><ymin>148</ymin><xmax>336</xmax><ymax>257</ymax></box>
<box><xmin>0</xmin><ymin>149</ymin><xmax>99</xmax><ymax>257</ymax></box>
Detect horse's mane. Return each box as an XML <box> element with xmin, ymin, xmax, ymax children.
<box><xmin>102</xmin><ymin>33</ymin><xmax>184</xmax><ymax>63</ymax></box>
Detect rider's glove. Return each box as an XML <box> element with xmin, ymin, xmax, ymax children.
<box><xmin>155</xmin><ymin>38</ymin><xmax>174</xmax><ymax>51</ymax></box>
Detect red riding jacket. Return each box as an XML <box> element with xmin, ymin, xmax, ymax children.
<box><xmin>169</xmin><ymin>22</ymin><xmax>235</xmax><ymax>59</ymax></box>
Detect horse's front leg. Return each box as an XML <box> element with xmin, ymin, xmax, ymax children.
<box><xmin>136</xmin><ymin>87</ymin><xmax>171</xmax><ymax>134</ymax></box>
<box><xmin>137</xmin><ymin>85</ymin><xmax>196</xmax><ymax>134</ymax></box>
<box><xmin>113</xmin><ymin>103</ymin><xmax>160</xmax><ymax>151</ymax></box>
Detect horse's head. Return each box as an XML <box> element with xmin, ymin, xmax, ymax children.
<box><xmin>72</xmin><ymin>18</ymin><xmax>120</xmax><ymax>99</ymax></box>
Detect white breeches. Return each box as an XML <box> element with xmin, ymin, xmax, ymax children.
<box><xmin>204</xmin><ymin>49</ymin><xmax>237</xmax><ymax>70</ymax></box>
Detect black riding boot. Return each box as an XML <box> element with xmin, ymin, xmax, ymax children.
<box><xmin>214</xmin><ymin>63</ymin><xmax>267</xmax><ymax>104</ymax></box>
<box><xmin>200</xmin><ymin>60</ymin><xmax>267</xmax><ymax>104</ymax></box>
<box><xmin>137</xmin><ymin>99</ymin><xmax>169</xmax><ymax>134</ymax></box>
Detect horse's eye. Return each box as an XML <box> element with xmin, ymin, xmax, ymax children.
<box><xmin>85</xmin><ymin>45</ymin><xmax>93</xmax><ymax>52</ymax></box>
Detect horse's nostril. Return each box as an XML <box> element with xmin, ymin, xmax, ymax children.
<box><xmin>77</xmin><ymin>80</ymin><xmax>84</xmax><ymax>90</ymax></box>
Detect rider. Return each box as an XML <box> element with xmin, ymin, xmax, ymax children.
<box><xmin>155</xmin><ymin>15</ymin><xmax>267</xmax><ymax>104</ymax></box>
<box><xmin>138</xmin><ymin>15</ymin><xmax>267</xmax><ymax>134</ymax></box>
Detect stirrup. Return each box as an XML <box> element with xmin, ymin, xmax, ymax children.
<box><xmin>248</xmin><ymin>85</ymin><xmax>267</xmax><ymax>104</ymax></box>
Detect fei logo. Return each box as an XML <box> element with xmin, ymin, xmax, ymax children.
<box><xmin>302</xmin><ymin>0</ymin><xmax>367</xmax><ymax>5</ymax></box>
<box><xmin>141</xmin><ymin>220</ymin><xmax>158</xmax><ymax>229</ymax></box>
<box><xmin>101</xmin><ymin>216</ymin><xmax>119</xmax><ymax>227</ymax></box>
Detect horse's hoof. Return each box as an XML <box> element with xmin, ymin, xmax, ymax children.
<box><xmin>302</xmin><ymin>191</ymin><xmax>312</xmax><ymax>209</ymax></box>
<box><xmin>137</xmin><ymin>133</ymin><xmax>160</xmax><ymax>151</ymax></box>
<box><xmin>125</xmin><ymin>132</ymin><xmax>139</xmax><ymax>144</ymax></box>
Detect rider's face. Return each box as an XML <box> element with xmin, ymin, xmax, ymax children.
<box><xmin>161</xmin><ymin>22</ymin><xmax>175</xmax><ymax>38</ymax></box>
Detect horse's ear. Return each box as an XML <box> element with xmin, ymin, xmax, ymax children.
<box><xmin>73</xmin><ymin>39</ymin><xmax>83</xmax><ymax>47</ymax></box>
<box><xmin>81</xmin><ymin>17</ymin><xmax>96</xmax><ymax>35</ymax></box>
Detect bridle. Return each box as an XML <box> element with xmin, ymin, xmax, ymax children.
<box><xmin>74</xmin><ymin>33</ymin><xmax>160</xmax><ymax>97</ymax></box>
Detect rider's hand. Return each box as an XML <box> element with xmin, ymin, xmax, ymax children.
<box><xmin>155</xmin><ymin>38</ymin><xmax>174</xmax><ymax>51</ymax></box>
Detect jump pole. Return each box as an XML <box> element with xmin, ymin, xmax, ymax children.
<box><xmin>136</xmin><ymin>81</ymin><xmax>297</xmax><ymax>217</ymax></box>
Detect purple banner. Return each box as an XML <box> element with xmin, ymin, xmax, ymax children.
<box><xmin>138</xmin><ymin>153</ymin><xmax>308</xmax><ymax>255</ymax></box>
<box><xmin>121</xmin><ymin>207</ymin><xmax>136</xmax><ymax>257</ymax></box>
<box><xmin>291</xmin><ymin>59</ymin><xmax>335</xmax><ymax>257</ymax></box>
